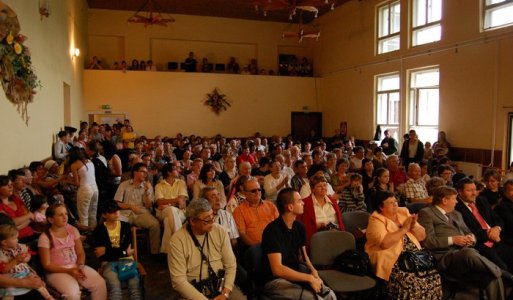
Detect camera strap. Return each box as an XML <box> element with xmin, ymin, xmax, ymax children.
<box><xmin>186</xmin><ymin>224</ymin><xmax>216</xmax><ymax>282</ymax></box>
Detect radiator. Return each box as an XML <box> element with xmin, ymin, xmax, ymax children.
<box><xmin>453</xmin><ymin>161</ymin><xmax>482</xmax><ymax>179</ymax></box>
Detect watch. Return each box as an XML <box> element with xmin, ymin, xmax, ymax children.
<box><xmin>223</xmin><ymin>292</ymin><xmax>230</xmax><ymax>299</ymax></box>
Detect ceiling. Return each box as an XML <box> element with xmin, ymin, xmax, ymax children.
<box><xmin>86</xmin><ymin>0</ymin><xmax>350</xmax><ymax>24</ymax></box>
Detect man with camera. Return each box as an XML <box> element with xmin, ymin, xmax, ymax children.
<box><xmin>168</xmin><ymin>198</ymin><xmax>246</xmax><ymax>299</ymax></box>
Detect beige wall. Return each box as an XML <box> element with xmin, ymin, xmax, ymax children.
<box><xmin>87</xmin><ymin>9</ymin><xmax>315</xmax><ymax>72</ymax></box>
<box><xmin>83</xmin><ymin>70</ymin><xmax>318</xmax><ymax>137</ymax></box>
<box><xmin>0</xmin><ymin>0</ymin><xmax>88</xmax><ymax>171</ymax></box>
<box><xmin>315</xmin><ymin>0</ymin><xmax>513</xmax><ymax>166</ymax></box>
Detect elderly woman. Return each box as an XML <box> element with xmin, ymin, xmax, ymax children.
<box><xmin>192</xmin><ymin>163</ymin><xmax>226</xmax><ymax>207</ymax></box>
<box><xmin>263</xmin><ymin>160</ymin><xmax>288</xmax><ymax>202</ymax></box>
<box><xmin>331</xmin><ymin>158</ymin><xmax>350</xmax><ymax>193</ymax></box>
<box><xmin>297</xmin><ymin>175</ymin><xmax>344</xmax><ymax>245</ymax></box>
<box><xmin>365</xmin><ymin>191</ymin><xmax>442</xmax><ymax>299</ymax></box>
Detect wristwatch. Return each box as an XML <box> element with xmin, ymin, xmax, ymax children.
<box><xmin>223</xmin><ymin>292</ymin><xmax>230</xmax><ymax>299</ymax></box>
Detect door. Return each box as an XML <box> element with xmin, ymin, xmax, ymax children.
<box><xmin>291</xmin><ymin>112</ymin><xmax>322</xmax><ymax>142</ymax></box>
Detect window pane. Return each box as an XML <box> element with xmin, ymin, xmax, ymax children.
<box><xmin>428</xmin><ymin>0</ymin><xmax>442</xmax><ymax>22</ymax></box>
<box><xmin>414</xmin><ymin>0</ymin><xmax>427</xmax><ymax>27</ymax></box>
<box><xmin>377</xmin><ymin>94</ymin><xmax>388</xmax><ymax>124</ymax></box>
<box><xmin>412</xmin><ymin>24</ymin><xmax>441</xmax><ymax>46</ymax></box>
<box><xmin>379</xmin><ymin>36</ymin><xmax>400</xmax><ymax>54</ymax></box>
<box><xmin>389</xmin><ymin>92</ymin><xmax>400</xmax><ymax>124</ymax></box>
<box><xmin>378</xmin><ymin>75</ymin><xmax>400</xmax><ymax>91</ymax></box>
<box><xmin>487</xmin><ymin>0</ymin><xmax>506</xmax><ymax>5</ymax></box>
<box><xmin>409</xmin><ymin>93</ymin><xmax>415</xmax><ymax>126</ymax></box>
<box><xmin>417</xmin><ymin>89</ymin><xmax>439</xmax><ymax>125</ymax></box>
<box><xmin>379</xmin><ymin>6</ymin><xmax>390</xmax><ymax>37</ymax></box>
<box><xmin>391</xmin><ymin>3</ymin><xmax>401</xmax><ymax>34</ymax></box>
<box><xmin>489</xmin><ymin>4</ymin><xmax>513</xmax><ymax>28</ymax></box>
<box><xmin>412</xmin><ymin>126</ymin><xmax>438</xmax><ymax>144</ymax></box>
<box><xmin>412</xmin><ymin>69</ymin><xmax>439</xmax><ymax>87</ymax></box>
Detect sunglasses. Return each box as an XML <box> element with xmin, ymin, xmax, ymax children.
<box><xmin>245</xmin><ymin>188</ymin><xmax>261</xmax><ymax>194</ymax></box>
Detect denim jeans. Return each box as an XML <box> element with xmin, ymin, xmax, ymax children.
<box><xmin>102</xmin><ymin>261</ymin><xmax>141</xmax><ymax>300</ymax></box>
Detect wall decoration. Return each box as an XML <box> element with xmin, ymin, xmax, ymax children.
<box><xmin>204</xmin><ymin>88</ymin><xmax>231</xmax><ymax>115</ymax></box>
<box><xmin>39</xmin><ymin>0</ymin><xmax>50</xmax><ymax>20</ymax></box>
<box><xmin>0</xmin><ymin>1</ymin><xmax>40</xmax><ymax>125</ymax></box>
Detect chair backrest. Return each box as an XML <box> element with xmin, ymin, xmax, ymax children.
<box><xmin>244</xmin><ymin>244</ymin><xmax>265</xmax><ymax>288</ymax></box>
<box><xmin>310</xmin><ymin>231</ymin><xmax>355</xmax><ymax>267</ymax></box>
<box><xmin>342</xmin><ymin>211</ymin><xmax>370</xmax><ymax>233</ymax></box>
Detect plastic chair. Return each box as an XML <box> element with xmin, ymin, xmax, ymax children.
<box><xmin>243</xmin><ymin>244</ymin><xmax>271</xmax><ymax>300</ymax></box>
<box><xmin>342</xmin><ymin>211</ymin><xmax>370</xmax><ymax>234</ymax></box>
<box><xmin>310</xmin><ymin>231</ymin><xmax>376</xmax><ymax>297</ymax></box>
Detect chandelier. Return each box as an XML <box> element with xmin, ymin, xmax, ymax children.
<box><xmin>253</xmin><ymin>0</ymin><xmax>336</xmax><ymax>20</ymax></box>
<box><xmin>282</xmin><ymin>11</ymin><xmax>320</xmax><ymax>43</ymax></box>
<box><xmin>127</xmin><ymin>0</ymin><xmax>175</xmax><ymax>27</ymax></box>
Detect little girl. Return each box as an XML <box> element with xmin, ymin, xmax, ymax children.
<box><xmin>0</xmin><ymin>224</ymin><xmax>54</xmax><ymax>299</ymax></box>
<box><xmin>30</xmin><ymin>195</ymin><xmax>49</xmax><ymax>223</ymax></box>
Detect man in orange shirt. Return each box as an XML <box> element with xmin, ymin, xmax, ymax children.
<box><xmin>233</xmin><ymin>177</ymin><xmax>278</xmax><ymax>247</ymax></box>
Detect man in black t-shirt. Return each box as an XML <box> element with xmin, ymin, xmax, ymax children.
<box><xmin>261</xmin><ymin>188</ymin><xmax>336</xmax><ymax>299</ymax></box>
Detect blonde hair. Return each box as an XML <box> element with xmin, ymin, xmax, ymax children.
<box><xmin>0</xmin><ymin>224</ymin><xmax>18</xmax><ymax>242</ymax></box>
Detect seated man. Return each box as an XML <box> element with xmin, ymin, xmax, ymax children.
<box><xmin>495</xmin><ymin>179</ymin><xmax>513</xmax><ymax>246</ymax></box>
<box><xmin>403</xmin><ymin>163</ymin><xmax>430</xmax><ymax>203</ymax></box>
<box><xmin>418</xmin><ymin>186</ymin><xmax>505</xmax><ymax>300</ymax></box>
<box><xmin>261</xmin><ymin>188</ymin><xmax>336</xmax><ymax>299</ymax></box>
<box><xmin>168</xmin><ymin>198</ymin><xmax>246</xmax><ymax>299</ymax></box>
<box><xmin>455</xmin><ymin>177</ymin><xmax>513</xmax><ymax>273</ymax></box>
<box><xmin>233</xmin><ymin>177</ymin><xmax>278</xmax><ymax>248</ymax></box>
<box><xmin>155</xmin><ymin>163</ymin><xmax>188</xmax><ymax>253</ymax></box>
<box><xmin>114</xmin><ymin>162</ymin><xmax>161</xmax><ymax>255</ymax></box>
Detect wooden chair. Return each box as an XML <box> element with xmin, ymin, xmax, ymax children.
<box><xmin>134</xmin><ymin>226</ymin><xmax>151</xmax><ymax>256</ymax></box>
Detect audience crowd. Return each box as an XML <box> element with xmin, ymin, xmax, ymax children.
<box><xmin>87</xmin><ymin>53</ymin><xmax>313</xmax><ymax>77</ymax></box>
<box><xmin>3</xmin><ymin>119</ymin><xmax>513</xmax><ymax>299</ymax></box>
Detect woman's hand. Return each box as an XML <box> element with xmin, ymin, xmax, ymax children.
<box><xmin>309</xmin><ymin>274</ymin><xmax>323</xmax><ymax>293</ymax></box>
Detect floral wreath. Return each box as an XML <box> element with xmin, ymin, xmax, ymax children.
<box><xmin>204</xmin><ymin>88</ymin><xmax>231</xmax><ymax>115</ymax></box>
<box><xmin>0</xmin><ymin>1</ymin><xmax>41</xmax><ymax>125</ymax></box>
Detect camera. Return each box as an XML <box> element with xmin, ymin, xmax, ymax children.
<box><xmin>191</xmin><ymin>269</ymin><xmax>225</xmax><ymax>297</ymax></box>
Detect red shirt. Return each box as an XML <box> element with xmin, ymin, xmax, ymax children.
<box><xmin>0</xmin><ymin>196</ymin><xmax>35</xmax><ymax>239</ymax></box>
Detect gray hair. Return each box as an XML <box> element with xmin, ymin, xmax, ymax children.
<box><xmin>185</xmin><ymin>198</ymin><xmax>212</xmax><ymax>219</ymax></box>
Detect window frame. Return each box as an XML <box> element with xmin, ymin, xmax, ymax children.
<box><xmin>408</xmin><ymin>67</ymin><xmax>440</xmax><ymax>143</ymax></box>
<box><xmin>483</xmin><ymin>0</ymin><xmax>513</xmax><ymax>30</ymax></box>
<box><xmin>375</xmin><ymin>73</ymin><xmax>401</xmax><ymax>141</ymax></box>
<box><xmin>377</xmin><ymin>0</ymin><xmax>401</xmax><ymax>54</ymax></box>
<box><xmin>411</xmin><ymin>0</ymin><xmax>442</xmax><ymax>46</ymax></box>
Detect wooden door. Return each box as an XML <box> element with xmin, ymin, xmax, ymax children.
<box><xmin>291</xmin><ymin>112</ymin><xmax>322</xmax><ymax>142</ymax></box>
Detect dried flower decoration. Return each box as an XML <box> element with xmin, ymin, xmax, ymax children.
<box><xmin>204</xmin><ymin>88</ymin><xmax>231</xmax><ymax>115</ymax></box>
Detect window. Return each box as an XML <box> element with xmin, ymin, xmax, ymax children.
<box><xmin>483</xmin><ymin>0</ymin><xmax>513</xmax><ymax>30</ymax></box>
<box><xmin>409</xmin><ymin>68</ymin><xmax>439</xmax><ymax>143</ymax></box>
<box><xmin>377</xmin><ymin>1</ymin><xmax>401</xmax><ymax>54</ymax></box>
<box><xmin>412</xmin><ymin>0</ymin><xmax>442</xmax><ymax>46</ymax></box>
<box><xmin>376</xmin><ymin>73</ymin><xmax>400</xmax><ymax>141</ymax></box>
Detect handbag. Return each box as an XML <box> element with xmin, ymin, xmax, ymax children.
<box><xmin>111</xmin><ymin>259</ymin><xmax>138</xmax><ymax>281</ymax></box>
<box><xmin>398</xmin><ymin>250</ymin><xmax>437</xmax><ymax>274</ymax></box>
<box><xmin>334</xmin><ymin>249</ymin><xmax>371</xmax><ymax>276</ymax></box>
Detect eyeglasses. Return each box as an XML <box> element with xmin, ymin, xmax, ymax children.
<box><xmin>245</xmin><ymin>188</ymin><xmax>261</xmax><ymax>194</ymax></box>
<box><xmin>196</xmin><ymin>216</ymin><xmax>215</xmax><ymax>224</ymax></box>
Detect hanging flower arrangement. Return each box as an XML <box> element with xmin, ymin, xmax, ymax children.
<box><xmin>204</xmin><ymin>88</ymin><xmax>231</xmax><ymax>115</ymax></box>
<box><xmin>0</xmin><ymin>1</ymin><xmax>41</xmax><ymax>125</ymax></box>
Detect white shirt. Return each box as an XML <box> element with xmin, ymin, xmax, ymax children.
<box><xmin>312</xmin><ymin>194</ymin><xmax>338</xmax><ymax>226</ymax></box>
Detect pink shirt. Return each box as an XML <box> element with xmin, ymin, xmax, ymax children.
<box><xmin>38</xmin><ymin>224</ymin><xmax>79</xmax><ymax>267</ymax></box>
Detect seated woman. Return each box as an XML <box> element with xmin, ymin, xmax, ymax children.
<box><xmin>192</xmin><ymin>163</ymin><xmax>226</xmax><ymax>207</ymax></box>
<box><xmin>331</xmin><ymin>158</ymin><xmax>350</xmax><ymax>193</ymax></box>
<box><xmin>93</xmin><ymin>201</ymin><xmax>141</xmax><ymax>300</ymax></box>
<box><xmin>38</xmin><ymin>203</ymin><xmax>107</xmax><ymax>300</ymax></box>
<box><xmin>365</xmin><ymin>191</ymin><xmax>442</xmax><ymax>299</ymax></box>
<box><xmin>219</xmin><ymin>156</ymin><xmax>237</xmax><ymax>196</ymax></box>
<box><xmin>226</xmin><ymin>175</ymin><xmax>248</xmax><ymax>214</ymax></box>
<box><xmin>0</xmin><ymin>176</ymin><xmax>37</xmax><ymax>243</ymax></box>
<box><xmin>297</xmin><ymin>175</ymin><xmax>344</xmax><ymax>246</ymax></box>
<box><xmin>263</xmin><ymin>160</ymin><xmax>289</xmax><ymax>202</ymax></box>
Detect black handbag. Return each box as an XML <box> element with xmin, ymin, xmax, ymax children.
<box><xmin>333</xmin><ymin>249</ymin><xmax>371</xmax><ymax>276</ymax></box>
<box><xmin>398</xmin><ymin>250</ymin><xmax>437</xmax><ymax>273</ymax></box>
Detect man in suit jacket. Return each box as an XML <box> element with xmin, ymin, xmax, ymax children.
<box><xmin>418</xmin><ymin>186</ymin><xmax>505</xmax><ymax>300</ymax></box>
<box><xmin>455</xmin><ymin>177</ymin><xmax>513</xmax><ymax>272</ymax></box>
<box><xmin>495</xmin><ymin>179</ymin><xmax>513</xmax><ymax>246</ymax></box>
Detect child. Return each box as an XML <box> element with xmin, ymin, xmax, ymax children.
<box><xmin>93</xmin><ymin>200</ymin><xmax>141</xmax><ymax>300</ymax></box>
<box><xmin>339</xmin><ymin>173</ymin><xmax>367</xmax><ymax>212</ymax></box>
<box><xmin>0</xmin><ymin>224</ymin><xmax>54</xmax><ymax>299</ymax></box>
<box><xmin>30</xmin><ymin>195</ymin><xmax>49</xmax><ymax>224</ymax></box>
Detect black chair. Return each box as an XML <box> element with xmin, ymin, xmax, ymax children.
<box><xmin>342</xmin><ymin>211</ymin><xmax>370</xmax><ymax>250</ymax></box>
<box><xmin>243</xmin><ymin>244</ymin><xmax>271</xmax><ymax>300</ymax></box>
